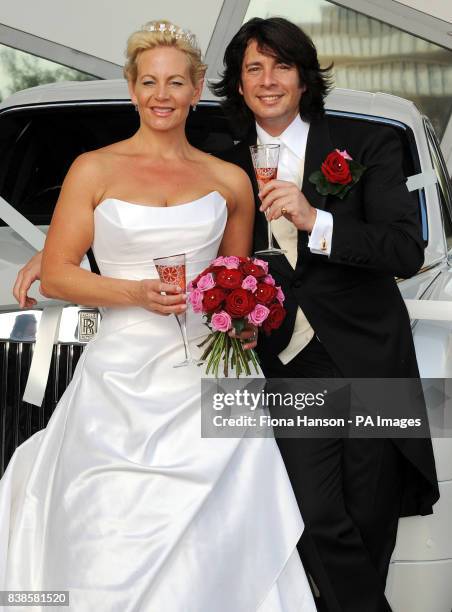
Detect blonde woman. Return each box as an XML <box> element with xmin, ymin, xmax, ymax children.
<box><xmin>1</xmin><ymin>21</ymin><xmax>316</xmax><ymax>611</ymax></box>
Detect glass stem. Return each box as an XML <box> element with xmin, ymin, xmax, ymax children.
<box><xmin>175</xmin><ymin>312</ymin><xmax>190</xmax><ymax>359</ymax></box>
<box><xmin>267</xmin><ymin>220</ymin><xmax>274</xmax><ymax>250</ymax></box>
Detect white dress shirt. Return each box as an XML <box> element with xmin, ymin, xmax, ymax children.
<box><xmin>255</xmin><ymin>115</ymin><xmax>334</xmax><ymax>363</ymax></box>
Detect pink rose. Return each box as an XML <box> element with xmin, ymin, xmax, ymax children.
<box><xmin>247</xmin><ymin>303</ymin><xmax>270</xmax><ymax>326</ymax></box>
<box><xmin>189</xmin><ymin>289</ymin><xmax>204</xmax><ymax>313</ymax></box>
<box><xmin>187</xmin><ymin>280</ymin><xmax>194</xmax><ymax>291</ymax></box>
<box><xmin>197</xmin><ymin>273</ymin><xmax>215</xmax><ymax>291</ymax></box>
<box><xmin>263</xmin><ymin>274</ymin><xmax>275</xmax><ymax>286</ymax></box>
<box><xmin>223</xmin><ymin>256</ymin><xmax>240</xmax><ymax>269</ymax></box>
<box><xmin>336</xmin><ymin>148</ymin><xmax>352</xmax><ymax>161</ymax></box>
<box><xmin>241</xmin><ymin>275</ymin><xmax>258</xmax><ymax>292</ymax></box>
<box><xmin>212</xmin><ymin>256</ymin><xmax>226</xmax><ymax>266</ymax></box>
<box><xmin>211</xmin><ymin>311</ymin><xmax>232</xmax><ymax>332</ymax></box>
<box><xmin>251</xmin><ymin>258</ymin><xmax>269</xmax><ymax>274</ymax></box>
<box><xmin>275</xmin><ymin>286</ymin><xmax>285</xmax><ymax>304</ymax></box>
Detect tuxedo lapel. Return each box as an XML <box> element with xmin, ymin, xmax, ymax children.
<box><xmin>295</xmin><ymin>116</ymin><xmax>333</xmax><ymax>265</ymax></box>
<box><xmin>302</xmin><ymin>116</ymin><xmax>333</xmax><ymax>212</ymax></box>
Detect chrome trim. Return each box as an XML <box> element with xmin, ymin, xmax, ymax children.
<box><xmin>423</xmin><ymin>116</ymin><xmax>452</xmax><ymax>251</ymax></box>
<box><xmin>0</xmin><ymin>99</ymin><xmax>219</xmax><ymax>117</ymax></box>
<box><xmin>0</xmin><ymin>305</ymin><xmax>97</xmax><ymax>474</ymax></box>
<box><xmin>407</xmin><ymin>265</ymin><xmax>445</xmax><ymax>331</ymax></box>
<box><xmin>326</xmin><ymin>110</ymin><xmax>409</xmax><ymax>131</ymax></box>
<box><xmin>0</xmin><ymin>306</ymin><xmax>100</xmax><ymax>344</ymax></box>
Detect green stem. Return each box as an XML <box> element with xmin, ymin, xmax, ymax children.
<box><xmin>248</xmin><ymin>348</ymin><xmax>261</xmax><ymax>375</ymax></box>
<box><xmin>200</xmin><ymin>333</ymin><xmax>217</xmax><ymax>362</ymax></box>
<box><xmin>205</xmin><ymin>331</ymin><xmax>224</xmax><ymax>376</ymax></box>
<box><xmin>238</xmin><ymin>339</ymin><xmax>252</xmax><ymax>376</ymax></box>
<box><xmin>224</xmin><ymin>333</ymin><xmax>230</xmax><ymax>378</ymax></box>
<box><xmin>214</xmin><ymin>333</ymin><xmax>225</xmax><ymax>378</ymax></box>
<box><xmin>231</xmin><ymin>338</ymin><xmax>247</xmax><ymax>377</ymax></box>
<box><xmin>197</xmin><ymin>333</ymin><xmax>214</xmax><ymax>348</ymax></box>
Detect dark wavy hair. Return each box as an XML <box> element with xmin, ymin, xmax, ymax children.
<box><xmin>210</xmin><ymin>17</ymin><xmax>333</xmax><ymax>135</ymax></box>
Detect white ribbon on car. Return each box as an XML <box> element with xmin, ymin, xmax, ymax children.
<box><xmin>22</xmin><ymin>306</ymin><xmax>63</xmax><ymax>405</ymax></box>
<box><xmin>0</xmin><ymin>196</ymin><xmax>65</xmax><ymax>406</ymax></box>
<box><xmin>406</xmin><ymin>169</ymin><xmax>438</xmax><ymax>192</ymax></box>
<box><xmin>0</xmin><ymin>196</ymin><xmax>46</xmax><ymax>251</ymax></box>
<box><xmin>405</xmin><ymin>299</ymin><xmax>452</xmax><ymax>321</ymax></box>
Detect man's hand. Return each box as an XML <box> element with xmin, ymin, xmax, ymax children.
<box><xmin>13</xmin><ymin>250</ymin><xmax>43</xmax><ymax>308</ymax></box>
<box><xmin>259</xmin><ymin>179</ymin><xmax>317</xmax><ymax>232</ymax></box>
<box><xmin>228</xmin><ymin>324</ymin><xmax>258</xmax><ymax>350</ymax></box>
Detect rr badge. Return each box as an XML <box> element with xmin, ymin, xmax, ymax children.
<box><xmin>78</xmin><ymin>310</ymin><xmax>99</xmax><ymax>342</ymax></box>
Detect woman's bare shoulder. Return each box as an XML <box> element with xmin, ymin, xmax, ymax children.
<box><xmin>67</xmin><ymin>139</ymin><xmax>133</xmax><ymax>184</ymax></box>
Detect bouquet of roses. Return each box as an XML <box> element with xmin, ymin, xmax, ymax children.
<box><xmin>187</xmin><ymin>256</ymin><xmax>286</xmax><ymax>377</ymax></box>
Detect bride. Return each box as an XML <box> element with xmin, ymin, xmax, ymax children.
<box><xmin>0</xmin><ymin>20</ymin><xmax>316</xmax><ymax>611</ymax></box>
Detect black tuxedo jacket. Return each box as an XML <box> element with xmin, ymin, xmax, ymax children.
<box><xmin>219</xmin><ymin>115</ymin><xmax>439</xmax><ymax>517</ymax></box>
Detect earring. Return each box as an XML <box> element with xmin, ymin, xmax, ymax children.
<box><xmin>192</xmin><ymin>104</ymin><xmax>197</xmax><ymax>112</ymax></box>
<box><xmin>134</xmin><ymin>104</ymin><xmax>138</xmax><ymax>112</ymax></box>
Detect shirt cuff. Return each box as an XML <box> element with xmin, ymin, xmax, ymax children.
<box><xmin>308</xmin><ymin>209</ymin><xmax>333</xmax><ymax>256</ymax></box>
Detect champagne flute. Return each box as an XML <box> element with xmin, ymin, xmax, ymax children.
<box><xmin>153</xmin><ymin>253</ymin><xmax>203</xmax><ymax>368</ymax></box>
<box><xmin>250</xmin><ymin>144</ymin><xmax>286</xmax><ymax>256</ymax></box>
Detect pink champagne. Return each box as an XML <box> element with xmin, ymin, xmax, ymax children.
<box><xmin>155</xmin><ymin>264</ymin><xmax>186</xmax><ymax>292</ymax></box>
<box><xmin>255</xmin><ymin>167</ymin><xmax>277</xmax><ymax>188</ymax></box>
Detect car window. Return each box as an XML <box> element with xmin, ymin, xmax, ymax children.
<box><xmin>0</xmin><ymin>103</ymin><xmax>235</xmax><ymax>226</ymax></box>
<box><xmin>424</xmin><ymin>117</ymin><xmax>452</xmax><ymax>251</ymax></box>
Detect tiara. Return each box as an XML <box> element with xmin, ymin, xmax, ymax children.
<box><xmin>141</xmin><ymin>22</ymin><xmax>197</xmax><ymax>47</ymax></box>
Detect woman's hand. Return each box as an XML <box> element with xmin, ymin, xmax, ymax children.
<box><xmin>228</xmin><ymin>323</ymin><xmax>258</xmax><ymax>350</ymax></box>
<box><xmin>13</xmin><ymin>251</ymin><xmax>43</xmax><ymax>308</ymax></box>
<box><xmin>137</xmin><ymin>279</ymin><xmax>187</xmax><ymax>316</ymax></box>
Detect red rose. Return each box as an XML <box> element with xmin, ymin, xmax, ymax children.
<box><xmin>203</xmin><ymin>287</ymin><xmax>227</xmax><ymax>313</ymax></box>
<box><xmin>262</xmin><ymin>303</ymin><xmax>286</xmax><ymax>335</ymax></box>
<box><xmin>321</xmin><ymin>151</ymin><xmax>352</xmax><ymax>185</ymax></box>
<box><xmin>225</xmin><ymin>288</ymin><xmax>257</xmax><ymax>318</ymax></box>
<box><xmin>255</xmin><ymin>283</ymin><xmax>277</xmax><ymax>305</ymax></box>
<box><xmin>240</xmin><ymin>261</ymin><xmax>266</xmax><ymax>278</ymax></box>
<box><xmin>216</xmin><ymin>268</ymin><xmax>244</xmax><ymax>290</ymax></box>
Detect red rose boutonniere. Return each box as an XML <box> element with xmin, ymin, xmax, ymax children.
<box><xmin>308</xmin><ymin>149</ymin><xmax>366</xmax><ymax>200</ymax></box>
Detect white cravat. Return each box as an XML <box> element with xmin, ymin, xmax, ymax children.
<box><xmin>256</xmin><ymin>116</ymin><xmax>333</xmax><ymax>364</ymax></box>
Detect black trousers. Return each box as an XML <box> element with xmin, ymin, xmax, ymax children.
<box><xmin>261</xmin><ymin>336</ymin><xmax>402</xmax><ymax>612</ymax></box>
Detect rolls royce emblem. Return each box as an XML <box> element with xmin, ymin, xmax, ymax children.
<box><xmin>78</xmin><ymin>311</ymin><xmax>99</xmax><ymax>342</ymax></box>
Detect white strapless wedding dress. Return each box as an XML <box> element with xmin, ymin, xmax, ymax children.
<box><xmin>0</xmin><ymin>192</ymin><xmax>316</xmax><ymax>611</ymax></box>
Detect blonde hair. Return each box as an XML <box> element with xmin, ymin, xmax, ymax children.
<box><xmin>124</xmin><ymin>20</ymin><xmax>207</xmax><ymax>84</ymax></box>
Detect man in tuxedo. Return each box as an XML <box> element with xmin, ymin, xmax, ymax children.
<box><xmin>213</xmin><ymin>17</ymin><xmax>439</xmax><ymax>612</ymax></box>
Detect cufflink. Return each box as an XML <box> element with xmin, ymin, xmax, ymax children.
<box><xmin>320</xmin><ymin>237</ymin><xmax>328</xmax><ymax>251</ymax></box>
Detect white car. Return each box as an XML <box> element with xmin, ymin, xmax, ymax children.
<box><xmin>0</xmin><ymin>80</ymin><xmax>451</xmax><ymax>611</ymax></box>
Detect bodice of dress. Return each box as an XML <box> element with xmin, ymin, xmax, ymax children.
<box><xmin>92</xmin><ymin>191</ymin><xmax>227</xmax><ymax>283</ymax></box>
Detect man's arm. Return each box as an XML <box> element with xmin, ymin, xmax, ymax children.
<box><xmin>327</xmin><ymin>126</ymin><xmax>424</xmax><ymax>278</ymax></box>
